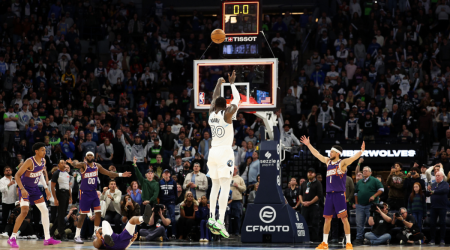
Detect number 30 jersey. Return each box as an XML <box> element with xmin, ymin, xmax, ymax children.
<box><xmin>208</xmin><ymin>110</ymin><xmax>234</xmax><ymax>147</ymax></box>
<box><xmin>80</xmin><ymin>162</ymin><xmax>99</xmax><ymax>191</ymax></box>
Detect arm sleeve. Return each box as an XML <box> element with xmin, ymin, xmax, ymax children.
<box><xmin>230</xmin><ymin>84</ymin><xmax>241</xmax><ymax>106</ymax></box>
<box><xmin>40</xmin><ymin>174</ymin><xmax>48</xmax><ymax>188</ymax></box>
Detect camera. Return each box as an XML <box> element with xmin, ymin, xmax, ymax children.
<box><xmin>153</xmin><ymin>204</ymin><xmax>165</xmax><ymax>215</ymax></box>
<box><xmin>370</xmin><ymin>203</ymin><xmax>384</xmax><ymax>213</ymax></box>
<box><xmin>395</xmin><ymin>212</ymin><xmax>401</xmax><ymax>218</ymax></box>
<box><xmin>73</xmin><ymin>209</ymin><xmax>78</xmax><ymax>215</ymax></box>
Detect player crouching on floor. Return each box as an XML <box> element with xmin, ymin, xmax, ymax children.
<box><xmin>93</xmin><ymin>204</ymin><xmax>152</xmax><ymax>249</ymax></box>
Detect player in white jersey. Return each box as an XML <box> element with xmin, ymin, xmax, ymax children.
<box><xmin>206</xmin><ymin>70</ymin><xmax>239</xmax><ymax>238</ymax></box>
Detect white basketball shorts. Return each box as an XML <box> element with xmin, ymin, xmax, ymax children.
<box><xmin>207</xmin><ymin>146</ymin><xmax>234</xmax><ymax>179</ymax></box>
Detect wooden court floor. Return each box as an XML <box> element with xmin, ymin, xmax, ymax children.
<box><xmin>0</xmin><ymin>239</ymin><xmax>445</xmax><ymax>250</ymax></box>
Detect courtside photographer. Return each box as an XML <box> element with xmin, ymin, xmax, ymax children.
<box><xmin>364</xmin><ymin>203</ymin><xmax>393</xmax><ymax>245</ymax></box>
<box><xmin>139</xmin><ymin>204</ymin><xmax>171</xmax><ymax>241</ymax></box>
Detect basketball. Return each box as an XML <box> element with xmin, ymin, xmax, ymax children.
<box><xmin>211</xmin><ymin>29</ymin><xmax>226</xmax><ymax>44</ymax></box>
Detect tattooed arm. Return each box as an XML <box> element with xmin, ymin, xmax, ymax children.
<box><xmin>97</xmin><ymin>163</ymin><xmax>132</xmax><ymax>178</ymax></box>
<box><xmin>209</xmin><ymin>77</ymin><xmax>226</xmax><ymax>114</ymax></box>
<box><xmin>66</xmin><ymin>158</ymin><xmax>86</xmax><ymax>172</ymax></box>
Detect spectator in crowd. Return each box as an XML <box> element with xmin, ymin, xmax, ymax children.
<box><xmin>120</xmin><ymin>195</ymin><xmax>141</xmax><ymax>225</ymax></box>
<box><xmin>0</xmin><ymin>166</ymin><xmax>17</xmax><ymax>234</ymax></box>
<box><xmin>139</xmin><ymin>204</ymin><xmax>171</xmax><ymax>241</ymax></box>
<box><xmin>386</xmin><ymin>163</ymin><xmax>405</xmax><ymax>210</ymax></box>
<box><xmin>354</xmin><ymin>166</ymin><xmax>384</xmax><ymax>245</ymax></box>
<box><xmin>428</xmin><ymin>171</ymin><xmax>449</xmax><ymax>246</ymax></box>
<box><xmin>176</xmin><ymin>184</ymin><xmax>185</xmax><ymax>204</ymax></box>
<box><xmin>198</xmin><ymin>131</ymin><xmax>211</xmax><ymax>162</ymax></box>
<box><xmin>161</xmin><ymin>126</ymin><xmax>177</xmax><ymax>163</ymax></box>
<box><xmin>59</xmin><ymin>135</ymin><xmax>75</xmax><ymax>159</ymax></box>
<box><xmin>177</xmin><ymin>191</ymin><xmax>198</xmax><ymax>240</ymax></box>
<box><xmin>183</xmin><ymin>162</ymin><xmax>208</xmax><ymax>199</ymax></box>
<box><xmin>248</xmin><ymin>182</ymin><xmax>259</xmax><ymax>204</ymax></box>
<box><xmin>172</xmin><ymin>156</ymin><xmax>184</xmax><ymax>173</ymax></box>
<box><xmin>101</xmin><ymin>180</ymin><xmax>123</xmax><ymax>233</ymax></box>
<box><xmin>197</xmin><ymin>195</ymin><xmax>211</xmax><ymax>242</ymax></box>
<box><xmin>248</xmin><ymin>152</ymin><xmax>260</xmax><ymax>185</ymax></box>
<box><xmin>285</xmin><ymin>177</ymin><xmax>300</xmax><ymax>209</ymax></box>
<box><xmin>403</xmin><ymin>167</ymin><xmax>425</xmax><ymax>203</ymax></box>
<box><xmin>4</xmin><ymin>201</ymin><xmax>36</xmax><ymax>238</ymax></box>
<box><xmin>407</xmin><ymin>182</ymin><xmax>427</xmax><ymax>232</ymax></box>
<box><xmin>158</xmin><ymin>169</ymin><xmax>177</xmax><ymax>238</ymax></box>
<box><xmin>3</xmin><ymin>105</ymin><xmax>18</xmax><ymax>150</ymax></box>
<box><xmin>79</xmin><ymin>133</ymin><xmax>97</xmax><ymax>158</ymax></box>
<box><xmin>239</xmin><ymin>156</ymin><xmax>252</xmax><ymax>185</ymax></box>
<box><xmin>97</xmin><ymin>138</ymin><xmax>114</xmax><ymax>167</ymax></box>
<box><xmin>229</xmin><ymin>166</ymin><xmax>246</xmax><ymax>236</ymax></box>
<box><xmin>128</xmin><ymin>181</ymin><xmax>143</xmax><ymax>206</ymax></box>
<box><xmin>133</xmin><ymin>158</ymin><xmax>159</xmax><ymax>207</ymax></box>
<box><xmin>364</xmin><ymin>203</ymin><xmax>393</xmax><ymax>245</ymax></box>
<box><xmin>177</xmin><ymin>161</ymin><xmax>193</xmax><ymax>185</ymax></box>
<box><xmin>425</xmin><ymin>163</ymin><xmax>447</xmax><ymax>184</ymax></box>
<box><xmin>393</xmin><ymin>207</ymin><xmax>424</xmax><ymax>245</ymax></box>
<box><xmin>299</xmin><ymin>168</ymin><xmax>323</xmax><ymax>242</ymax></box>
<box><xmin>131</xmin><ymin>137</ymin><xmax>147</xmax><ymax>175</ymax></box>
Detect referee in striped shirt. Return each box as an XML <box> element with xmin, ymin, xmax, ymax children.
<box><xmin>50</xmin><ymin>160</ymin><xmax>72</xmax><ymax>241</ymax></box>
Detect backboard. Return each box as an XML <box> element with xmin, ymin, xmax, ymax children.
<box><xmin>192</xmin><ymin>58</ymin><xmax>279</xmax><ymax>112</ymax></box>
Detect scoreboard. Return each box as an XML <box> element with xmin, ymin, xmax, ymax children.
<box><xmin>221</xmin><ymin>0</ymin><xmax>261</xmax><ymax>58</ymax></box>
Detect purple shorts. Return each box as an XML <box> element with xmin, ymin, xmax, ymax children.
<box><xmin>19</xmin><ymin>186</ymin><xmax>44</xmax><ymax>205</ymax></box>
<box><xmin>100</xmin><ymin>230</ymin><xmax>133</xmax><ymax>250</ymax></box>
<box><xmin>79</xmin><ymin>189</ymin><xmax>101</xmax><ymax>214</ymax></box>
<box><xmin>323</xmin><ymin>192</ymin><xmax>348</xmax><ymax>219</ymax></box>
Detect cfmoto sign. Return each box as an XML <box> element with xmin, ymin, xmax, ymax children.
<box><xmin>259</xmin><ymin>206</ymin><xmax>276</xmax><ymax>223</ymax></box>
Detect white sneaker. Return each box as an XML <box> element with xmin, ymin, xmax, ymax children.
<box><xmin>199</xmin><ymin>238</ymin><xmax>205</xmax><ymax>242</ymax></box>
<box><xmin>0</xmin><ymin>232</ymin><xmax>9</xmax><ymax>238</ymax></box>
<box><xmin>29</xmin><ymin>235</ymin><xmax>38</xmax><ymax>239</ymax></box>
<box><xmin>213</xmin><ymin>220</ymin><xmax>229</xmax><ymax>238</ymax></box>
<box><xmin>204</xmin><ymin>239</ymin><xmax>209</xmax><ymax>242</ymax></box>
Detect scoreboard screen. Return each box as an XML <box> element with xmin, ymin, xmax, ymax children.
<box><xmin>223</xmin><ymin>44</ymin><xmax>258</xmax><ymax>55</ymax></box>
<box><xmin>222</xmin><ymin>1</ymin><xmax>260</xmax><ymax>36</ymax></box>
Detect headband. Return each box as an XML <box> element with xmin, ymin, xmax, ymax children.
<box><xmin>331</xmin><ymin>147</ymin><xmax>342</xmax><ymax>154</ymax></box>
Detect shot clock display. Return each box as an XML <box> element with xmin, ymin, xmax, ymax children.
<box><xmin>222</xmin><ymin>1</ymin><xmax>260</xmax><ymax>36</ymax></box>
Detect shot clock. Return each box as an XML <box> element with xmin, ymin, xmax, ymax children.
<box><xmin>222</xmin><ymin>1</ymin><xmax>260</xmax><ymax>36</ymax></box>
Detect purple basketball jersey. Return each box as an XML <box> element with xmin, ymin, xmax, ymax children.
<box><xmin>325</xmin><ymin>159</ymin><xmax>346</xmax><ymax>193</ymax></box>
<box><xmin>81</xmin><ymin>162</ymin><xmax>98</xmax><ymax>191</ymax></box>
<box><xmin>21</xmin><ymin>157</ymin><xmax>45</xmax><ymax>187</ymax></box>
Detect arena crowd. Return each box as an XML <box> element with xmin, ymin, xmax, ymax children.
<box><xmin>0</xmin><ymin>0</ymin><xmax>449</xmax><ymax>246</ymax></box>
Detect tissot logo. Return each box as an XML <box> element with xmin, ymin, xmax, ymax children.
<box><xmin>265</xmin><ymin>151</ymin><xmax>271</xmax><ymax>159</ymax></box>
<box><xmin>259</xmin><ymin>206</ymin><xmax>276</xmax><ymax>223</ymax></box>
<box><xmin>325</xmin><ymin>149</ymin><xmax>416</xmax><ymax>158</ymax></box>
<box><xmin>225</xmin><ymin>36</ymin><xmax>257</xmax><ymax>42</ymax></box>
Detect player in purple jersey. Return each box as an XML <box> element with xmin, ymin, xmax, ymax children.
<box><xmin>8</xmin><ymin>142</ymin><xmax>61</xmax><ymax>248</ymax></box>
<box><xmin>93</xmin><ymin>204</ymin><xmax>153</xmax><ymax>250</ymax></box>
<box><xmin>300</xmin><ymin>136</ymin><xmax>365</xmax><ymax>250</ymax></box>
<box><xmin>67</xmin><ymin>151</ymin><xmax>132</xmax><ymax>244</ymax></box>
